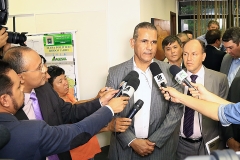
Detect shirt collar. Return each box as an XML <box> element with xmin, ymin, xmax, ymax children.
<box><xmin>187</xmin><ymin>65</ymin><xmax>205</xmax><ymax>79</ymax></box>
<box><xmin>132</xmin><ymin>57</ymin><xmax>153</xmax><ymax>72</ymax></box>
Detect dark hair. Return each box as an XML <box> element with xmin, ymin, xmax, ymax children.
<box><xmin>222</xmin><ymin>27</ymin><xmax>240</xmax><ymax>45</ymax></box>
<box><xmin>3</xmin><ymin>46</ymin><xmax>32</xmax><ymax>74</ymax></box>
<box><xmin>205</xmin><ymin>29</ymin><xmax>221</xmax><ymax>44</ymax></box>
<box><xmin>39</xmin><ymin>54</ymin><xmax>47</xmax><ymax>64</ymax></box>
<box><xmin>162</xmin><ymin>35</ymin><xmax>182</xmax><ymax>50</ymax></box>
<box><xmin>133</xmin><ymin>22</ymin><xmax>157</xmax><ymax>40</ymax></box>
<box><xmin>47</xmin><ymin>66</ymin><xmax>65</xmax><ymax>86</ymax></box>
<box><xmin>207</xmin><ymin>20</ymin><xmax>219</xmax><ymax>28</ymax></box>
<box><xmin>182</xmin><ymin>30</ymin><xmax>193</xmax><ymax>35</ymax></box>
<box><xmin>0</xmin><ymin>60</ymin><xmax>14</xmax><ymax>96</ymax></box>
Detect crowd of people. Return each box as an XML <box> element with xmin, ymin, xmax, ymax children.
<box><xmin>0</xmin><ymin>20</ymin><xmax>240</xmax><ymax>160</ymax></box>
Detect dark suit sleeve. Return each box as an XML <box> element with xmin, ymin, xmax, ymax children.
<box><xmin>38</xmin><ymin>107</ymin><xmax>112</xmax><ymax>157</ymax></box>
<box><xmin>35</xmin><ymin>83</ymin><xmax>102</xmax><ymax>124</ymax></box>
<box><xmin>222</xmin><ymin>77</ymin><xmax>240</xmax><ymax>145</ymax></box>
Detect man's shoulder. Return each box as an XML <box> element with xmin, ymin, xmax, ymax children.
<box><xmin>205</xmin><ymin>67</ymin><xmax>227</xmax><ymax>79</ymax></box>
<box><xmin>109</xmin><ymin>58</ymin><xmax>132</xmax><ymax>71</ymax></box>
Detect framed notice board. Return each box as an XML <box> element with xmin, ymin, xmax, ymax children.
<box><xmin>25</xmin><ymin>31</ymin><xmax>80</xmax><ymax>99</ymax></box>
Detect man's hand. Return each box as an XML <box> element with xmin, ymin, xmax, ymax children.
<box><xmin>96</xmin><ymin>87</ymin><xmax>112</xmax><ymax>98</ymax></box>
<box><xmin>108</xmin><ymin>97</ymin><xmax>129</xmax><ymax>113</ymax></box>
<box><xmin>0</xmin><ymin>28</ymin><xmax>8</xmax><ymax>48</ymax></box>
<box><xmin>227</xmin><ymin>138</ymin><xmax>240</xmax><ymax>151</ymax></box>
<box><xmin>130</xmin><ymin>139</ymin><xmax>155</xmax><ymax>156</ymax></box>
<box><xmin>99</xmin><ymin>89</ymin><xmax>118</xmax><ymax>106</ymax></box>
<box><xmin>107</xmin><ymin>117</ymin><xmax>132</xmax><ymax>132</ymax></box>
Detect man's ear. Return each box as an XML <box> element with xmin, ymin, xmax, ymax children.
<box><xmin>18</xmin><ymin>73</ymin><xmax>24</xmax><ymax>84</ymax></box>
<box><xmin>130</xmin><ymin>38</ymin><xmax>135</xmax><ymax>49</ymax></box>
<box><xmin>0</xmin><ymin>94</ymin><xmax>10</xmax><ymax>108</ymax></box>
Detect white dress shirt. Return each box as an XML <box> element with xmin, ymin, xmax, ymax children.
<box><xmin>180</xmin><ymin>65</ymin><xmax>205</xmax><ymax>139</ymax></box>
<box><xmin>133</xmin><ymin>58</ymin><xmax>153</xmax><ymax>138</ymax></box>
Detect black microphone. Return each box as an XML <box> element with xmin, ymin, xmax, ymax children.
<box><xmin>150</xmin><ymin>62</ymin><xmax>167</xmax><ymax>88</ymax></box>
<box><xmin>122</xmin><ymin>77</ymin><xmax>140</xmax><ymax>98</ymax></box>
<box><xmin>0</xmin><ymin>124</ymin><xmax>10</xmax><ymax>149</ymax></box>
<box><xmin>114</xmin><ymin>71</ymin><xmax>139</xmax><ymax>98</ymax></box>
<box><xmin>169</xmin><ymin>65</ymin><xmax>194</xmax><ymax>88</ymax></box>
<box><xmin>127</xmin><ymin>99</ymin><xmax>144</xmax><ymax>119</ymax></box>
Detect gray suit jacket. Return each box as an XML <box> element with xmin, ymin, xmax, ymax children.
<box><xmin>220</xmin><ymin>54</ymin><xmax>240</xmax><ymax>77</ymax></box>
<box><xmin>106</xmin><ymin>58</ymin><xmax>183</xmax><ymax>160</ymax></box>
<box><xmin>201</xmin><ymin>67</ymin><xmax>229</xmax><ymax>151</ymax></box>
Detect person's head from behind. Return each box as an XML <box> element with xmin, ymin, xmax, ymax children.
<box><xmin>130</xmin><ymin>22</ymin><xmax>158</xmax><ymax>66</ymax></box>
<box><xmin>39</xmin><ymin>54</ymin><xmax>51</xmax><ymax>82</ymax></box>
<box><xmin>162</xmin><ymin>35</ymin><xmax>183</xmax><ymax>65</ymax></box>
<box><xmin>207</xmin><ymin>20</ymin><xmax>219</xmax><ymax>31</ymax></box>
<box><xmin>222</xmin><ymin>27</ymin><xmax>240</xmax><ymax>59</ymax></box>
<box><xmin>47</xmin><ymin>66</ymin><xmax>69</xmax><ymax>97</ymax></box>
<box><xmin>3</xmin><ymin>46</ymin><xmax>47</xmax><ymax>93</ymax></box>
<box><xmin>183</xmin><ymin>39</ymin><xmax>206</xmax><ymax>74</ymax></box>
<box><xmin>205</xmin><ymin>29</ymin><xmax>222</xmax><ymax>48</ymax></box>
<box><xmin>176</xmin><ymin>32</ymin><xmax>189</xmax><ymax>45</ymax></box>
<box><xmin>183</xmin><ymin>30</ymin><xmax>193</xmax><ymax>39</ymax></box>
<box><xmin>0</xmin><ymin>60</ymin><xmax>24</xmax><ymax>114</ymax></box>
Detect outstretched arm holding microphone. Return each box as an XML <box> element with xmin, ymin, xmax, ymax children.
<box><xmin>160</xmin><ymin>83</ymin><xmax>240</xmax><ymax>126</ymax></box>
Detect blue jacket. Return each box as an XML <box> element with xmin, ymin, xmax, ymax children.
<box><xmin>0</xmin><ymin>106</ymin><xmax>112</xmax><ymax>160</ymax></box>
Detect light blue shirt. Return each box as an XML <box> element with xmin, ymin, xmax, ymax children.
<box><xmin>227</xmin><ymin>58</ymin><xmax>240</xmax><ymax>86</ymax></box>
<box><xmin>218</xmin><ymin>103</ymin><xmax>240</xmax><ymax>126</ymax></box>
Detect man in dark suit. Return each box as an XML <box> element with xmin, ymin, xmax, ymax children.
<box><xmin>0</xmin><ymin>60</ymin><xmax>128</xmax><ymax>160</ymax></box>
<box><xmin>220</xmin><ymin>27</ymin><xmax>240</xmax><ymax>151</ymax></box>
<box><xmin>107</xmin><ymin>22</ymin><xmax>183</xmax><ymax>160</ymax></box>
<box><xmin>177</xmin><ymin>39</ymin><xmax>228</xmax><ymax>160</ymax></box>
<box><xmin>203</xmin><ymin>29</ymin><xmax>226</xmax><ymax>71</ymax></box>
<box><xmin>2</xmin><ymin>46</ymin><xmax>127</xmax><ymax>160</ymax></box>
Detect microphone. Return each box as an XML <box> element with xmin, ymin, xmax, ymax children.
<box><xmin>122</xmin><ymin>76</ymin><xmax>140</xmax><ymax>97</ymax></box>
<box><xmin>127</xmin><ymin>99</ymin><xmax>144</xmax><ymax>119</ymax></box>
<box><xmin>150</xmin><ymin>62</ymin><xmax>167</xmax><ymax>88</ymax></box>
<box><xmin>0</xmin><ymin>124</ymin><xmax>10</xmax><ymax>149</ymax></box>
<box><xmin>114</xmin><ymin>71</ymin><xmax>139</xmax><ymax>98</ymax></box>
<box><xmin>169</xmin><ymin>65</ymin><xmax>194</xmax><ymax>88</ymax></box>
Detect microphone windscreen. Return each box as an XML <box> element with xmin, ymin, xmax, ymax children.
<box><xmin>169</xmin><ymin>65</ymin><xmax>182</xmax><ymax>77</ymax></box>
<box><xmin>135</xmin><ymin>99</ymin><xmax>144</xmax><ymax>110</ymax></box>
<box><xmin>126</xmin><ymin>77</ymin><xmax>140</xmax><ymax>91</ymax></box>
<box><xmin>123</xmin><ymin>71</ymin><xmax>139</xmax><ymax>82</ymax></box>
<box><xmin>0</xmin><ymin>124</ymin><xmax>10</xmax><ymax>149</ymax></box>
<box><xmin>150</xmin><ymin>62</ymin><xmax>163</xmax><ymax>76</ymax></box>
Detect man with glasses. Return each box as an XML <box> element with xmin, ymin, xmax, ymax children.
<box><xmin>2</xmin><ymin>46</ymin><xmax>129</xmax><ymax>160</ymax></box>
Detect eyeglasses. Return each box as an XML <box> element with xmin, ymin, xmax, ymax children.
<box><xmin>21</xmin><ymin>60</ymin><xmax>47</xmax><ymax>73</ymax></box>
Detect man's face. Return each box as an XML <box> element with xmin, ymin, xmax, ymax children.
<box><xmin>208</xmin><ymin>24</ymin><xmax>219</xmax><ymax>30</ymax></box>
<box><xmin>20</xmin><ymin>50</ymin><xmax>47</xmax><ymax>92</ymax></box>
<box><xmin>183</xmin><ymin>40</ymin><xmax>206</xmax><ymax>74</ymax></box>
<box><xmin>223</xmin><ymin>40</ymin><xmax>240</xmax><ymax>59</ymax></box>
<box><xmin>164</xmin><ymin>41</ymin><xmax>183</xmax><ymax>64</ymax></box>
<box><xmin>8</xmin><ymin>70</ymin><xmax>24</xmax><ymax>112</ymax></box>
<box><xmin>131</xmin><ymin>28</ymin><xmax>157</xmax><ymax>65</ymax></box>
<box><xmin>53</xmin><ymin>74</ymin><xmax>69</xmax><ymax>97</ymax></box>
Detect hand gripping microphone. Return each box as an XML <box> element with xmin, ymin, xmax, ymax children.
<box><xmin>169</xmin><ymin>65</ymin><xmax>194</xmax><ymax>88</ymax></box>
<box><xmin>114</xmin><ymin>71</ymin><xmax>139</xmax><ymax>98</ymax></box>
<box><xmin>150</xmin><ymin>62</ymin><xmax>167</xmax><ymax>88</ymax></box>
<box><xmin>0</xmin><ymin>124</ymin><xmax>10</xmax><ymax>149</ymax></box>
<box><xmin>121</xmin><ymin>76</ymin><xmax>140</xmax><ymax>98</ymax></box>
<box><xmin>127</xmin><ymin>99</ymin><xmax>144</xmax><ymax>119</ymax></box>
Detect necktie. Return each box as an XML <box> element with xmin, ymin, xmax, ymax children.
<box><xmin>30</xmin><ymin>92</ymin><xmax>59</xmax><ymax>160</ymax></box>
<box><xmin>30</xmin><ymin>92</ymin><xmax>43</xmax><ymax>120</ymax></box>
<box><xmin>183</xmin><ymin>74</ymin><xmax>198</xmax><ymax>138</ymax></box>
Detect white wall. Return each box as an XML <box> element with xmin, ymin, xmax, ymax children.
<box><xmin>7</xmin><ymin>0</ymin><xmax>177</xmax><ymax>147</ymax></box>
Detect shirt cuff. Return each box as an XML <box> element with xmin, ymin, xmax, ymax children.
<box><xmin>218</xmin><ymin>104</ymin><xmax>231</xmax><ymax>126</ymax></box>
<box><xmin>128</xmin><ymin>138</ymin><xmax>136</xmax><ymax>147</ymax></box>
<box><xmin>105</xmin><ymin>105</ymin><xmax>114</xmax><ymax>116</ymax></box>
